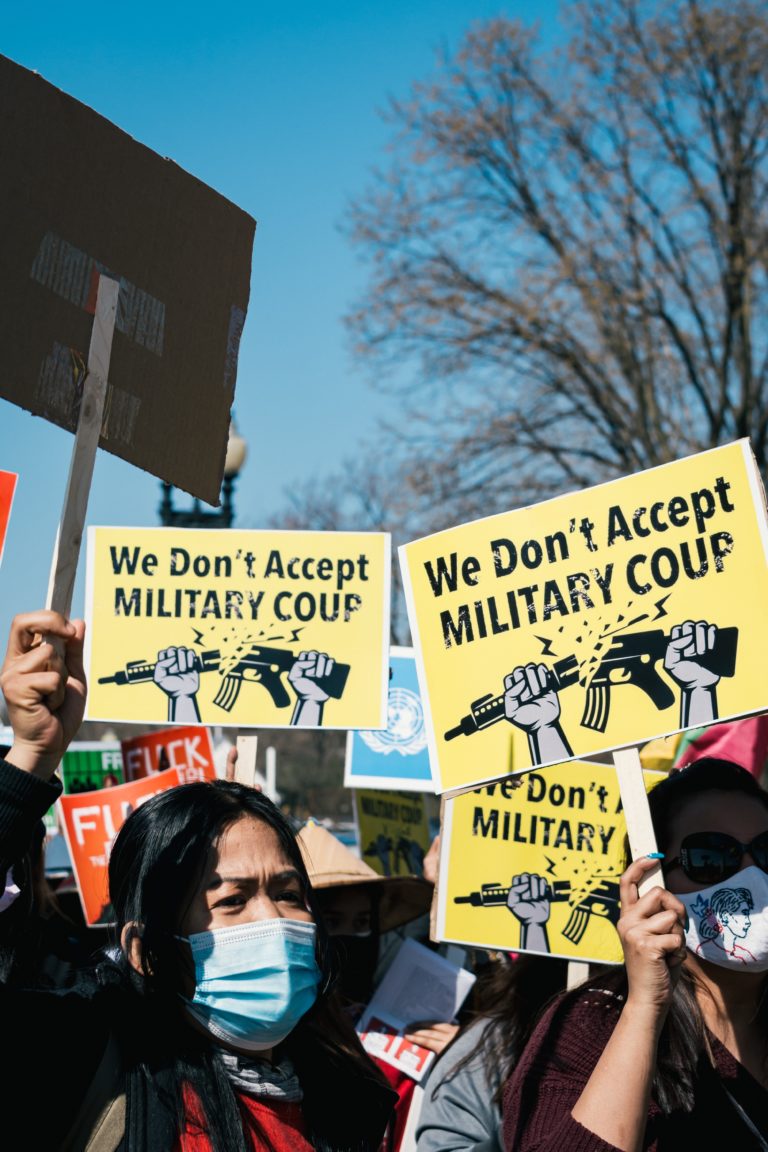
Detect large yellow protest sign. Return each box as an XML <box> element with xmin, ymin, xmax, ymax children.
<box><xmin>400</xmin><ymin>440</ymin><xmax>768</xmax><ymax>793</ymax></box>
<box><xmin>85</xmin><ymin>527</ymin><xmax>390</xmax><ymax>728</ymax></box>
<box><xmin>435</xmin><ymin>761</ymin><xmax>665</xmax><ymax>963</ymax></box>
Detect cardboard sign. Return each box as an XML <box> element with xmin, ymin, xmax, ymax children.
<box><xmin>58</xmin><ymin>766</ymin><xmax>201</xmax><ymax>926</ymax></box>
<box><xmin>0</xmin><ymin>54</ymin><xmax>255</xmax><ymax>503</ymax></box>
<box><xmin>84</xmin><ymin>526</ymin><xmax>391</xmax><ymax>729</ymax></box>
<box><xmin>400</xmin><ymin>440</ymin><xmax>768</xmax><ymax>792</ymax></box>
<box><xmin>435</xmin><ymin>761</ymin><xmax>665</xmax><ymax>964</ymax></box>
<box><xmin>121</xmin><ymin>725</ymin><xmax>216</xmax><ymax>782</ymax></box>
<box><xmin>344</xmin><ymin>647</ymin><xmax>433</xmax><ymax>792</ymax></box>
<box><xmin>0</xmin><ymin>470</ymin><xmax>17</xmax><ymax>567</ymax></box>
<box><xmin>354</xmin><ymin>789</ymin><xmax>433</xmax><ymax>878</ymax></box>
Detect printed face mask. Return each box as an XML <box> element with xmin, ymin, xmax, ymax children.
<box><xmin>674</xmin><ymin>865</ymin><xmax>768</xmax><ymax>972</ymax></box>
<box><xmin>179</xmin><ymin>918</ymin><xmax>321</xmax><ymax>1051</ymax></box>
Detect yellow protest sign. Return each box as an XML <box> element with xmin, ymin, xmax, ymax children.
<box><xmin>85</xmin><ymin>527</ymin><xmax>390</xmax><ymax>728</ymax></box>
<box><xmin>354</xmin><ymin>789</ymin><xmax>434</xmax><ymax>878</ymax></box>
<box><xmin>400</xmin><ymin>440</ymin><xmax>768</xmax><ymax>792</ymax></box>
<box><xmin>435</xmin><ymin>761</ymin><xmax>665</xmax><ymax>963</ymax></box>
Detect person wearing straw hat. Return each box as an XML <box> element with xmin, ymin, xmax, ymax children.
<box><xmin>298</xmin><ymin>819</ymin><xmax>460</xmax><ymax>1152</ymax></box>
<box><xmin>297</xmin><ymin>819</ymin><xmax>435</xmax><ymax>1006</ymax></box>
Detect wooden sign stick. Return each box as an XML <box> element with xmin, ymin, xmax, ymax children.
<box><xmin>613</xmin><ymin>745</ymin><xmax>665</xmax><ymax>898</ymax></box>
<box><xmin>429</xmin><ymin>795</ymin><xmax>446</xmax><ymax>943</ymax></box>
<box><xmin>234</xmin><ymin>734</ymin><xmax>259</xmax><ymax>788</ymax></box>
<box><xmin>566</xmin><ymin>960</ymin><xmax>590</xmax><ymax>990</ymax></box>
<box><xmin>46</xmin><ymin>274</ymin><xmax>120</xmax><ymax>620</ymax></box>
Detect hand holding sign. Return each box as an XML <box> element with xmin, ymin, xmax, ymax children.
<box><xmin>0</xmin><ymin>609</ymin><xmax>86</xmax><ymax>779</ymax></box>
<box><xmin>617</xmin><ymin>856</ymin><xmax>687</xmax><ymax>1013</ymax></box>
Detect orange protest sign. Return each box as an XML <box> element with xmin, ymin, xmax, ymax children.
<box><xmin>58</xmin><ymin>766</ymin><xmax>197</xmax><ymax>926</ymax></box>
<box><xmin>0</xmin><ymin>470</ymin><xmax>17</xmax><ymax>567</ymax></box>
<box><xmin>120</xmin><ymin>725</ymin><xmax>217</xmax><ymax>782</ymax></box>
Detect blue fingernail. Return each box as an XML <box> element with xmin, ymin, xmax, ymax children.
<box><xmin>645</xmin><ymin>852</ymin><xmax>665</xmax><ymax>860</ymax></box>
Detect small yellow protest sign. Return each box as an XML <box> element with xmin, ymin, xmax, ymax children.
<box><xmin>354</xmin><ymin>789</ymin><xmax>434</xmax><ymax>878</ymax></box>
<box><xmin>435</xmin><ymin>761</ymin><xmax>665</xmax><ymax>963</ymax></box>
<box><xmin>85</xmin><ymin>527</ymin><xmax>390</xmax><ymax>729</ymax></box>
<box><xmin>400</xmin><ymin>440</ymin><xmax>768</xmax><ymax>792</ymax></box>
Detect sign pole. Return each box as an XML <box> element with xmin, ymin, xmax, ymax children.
<box><xmin>46</xmin><ymin>274</ymin><xmax>120</xmax><ymax>620</ymax></box>
<box><xmin>612</xmin><ymin>745</ymin><xmax>664</xmax><ymax>898</ymax></box>
<box><xmin>566</xmin><ymin>960</ymin><xmax>590</xmax><ymax>990</ymax></box>
<box><xmin>235</xmin><ymin>734</ymin><xmax>259</xmax><ymax>787</ymax></box>
<box><xmin>265</xmin><ymin>745</ymin><xmax>277</xmax><ymax>801</ymax></box>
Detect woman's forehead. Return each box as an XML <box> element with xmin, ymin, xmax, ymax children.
<box><xmin>207</xmin><ymin>815</ymin><xmax>294</xmax><ymax>874</ymax></box>
<box><xmin>667</xmin><ymin>790</ymin><xmax>768</xmax><ymax>839</ymax></box>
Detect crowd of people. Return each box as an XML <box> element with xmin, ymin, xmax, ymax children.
<box><xmin>0</xmin><ymin>606</ymin><xmax>767</xmax><ymax>1150</ymax></box>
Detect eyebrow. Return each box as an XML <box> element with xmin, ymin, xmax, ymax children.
<box><xmin>207</xmin><ymin>869</ymin><xmax>303</xmax><ymax>890</ymax></box>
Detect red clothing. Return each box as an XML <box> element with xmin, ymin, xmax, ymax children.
<box><xmin>374</xmin><ymin>1058</ymin><xmax>418</xmax><ymax>1151</ymax></box>
<box><xmin>502</xmin><ymin>986</ymin><xmax>768</xmax><ymax>1151</ymax></box>
<box><xmin>178</xmin><ymin>1084</ymin><xmax>314</xmax><ymax>1151</ymax></box>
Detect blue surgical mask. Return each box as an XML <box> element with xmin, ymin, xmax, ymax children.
<box><xmin>179</xmin><ymin>918</ymin><xmax>321</xmax><ymax>1051</ymax></box>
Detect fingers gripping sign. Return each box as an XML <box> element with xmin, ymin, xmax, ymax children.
<box><xmin>0</xmin><ymin>610</ymin><xmax>87</xmax><ymax>779</ymax></box>
<box><xmin>618</xmin><ymin>857</ymin><xmax>688</xmax><ymax>1013</ymax></box>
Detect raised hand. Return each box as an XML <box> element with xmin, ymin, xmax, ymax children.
<box><xmin>0</xmin><ymin>610</ymin><xmax>87</xmax><ymax>779</ymax></box>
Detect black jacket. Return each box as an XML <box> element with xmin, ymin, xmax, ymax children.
<box><xmin>0</xmin><ymin>759</ymin><xmax>395</xmax><ymax>1151</ymax></box>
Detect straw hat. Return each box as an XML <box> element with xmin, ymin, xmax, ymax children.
<box><xmin>297</xmin><ymin>820</ymin><xmax>433</xmax><ymax>934</ymax></box>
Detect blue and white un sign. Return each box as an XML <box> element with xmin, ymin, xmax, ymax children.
<box><xmin>344</xmin><ymin>648</ymin><xmax>434</xmax><ymax>791</ymax></box>
<box><xmin>360</xmin><ymin>687</ymin><xmax>428</xmax><ymax>757</ymax></box>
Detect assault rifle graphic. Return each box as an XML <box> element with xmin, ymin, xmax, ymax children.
<box><xmin>444</xmin><ymin>625</ymin><xmax>737</xmax><ymax>740</ymax></box>
<box><xmin>99</xmin><ymin>645</ymin><xmax>350</xmax><ymax>712</ymax></box>
<box><xmin>454</xmin><ymin>878</ymin><xmax>620</xmax><ymax>945</ymax></box>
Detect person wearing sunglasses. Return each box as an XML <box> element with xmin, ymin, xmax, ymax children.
<box><xmin>502</xmin><ymin>756</ymin><xmax>768</xmax><ymax>1151</ymax></box>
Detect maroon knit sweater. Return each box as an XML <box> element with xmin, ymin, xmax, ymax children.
<box><xmin>502</xmin><ymin>986</ymin><xmax>768</xmax><ymax>1151</ymax></box>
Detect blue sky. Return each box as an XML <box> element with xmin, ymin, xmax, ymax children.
<box><xmin>0</xmin><ymin>0</ymin><xmax>561</xmax><ymax>655</ymax></box>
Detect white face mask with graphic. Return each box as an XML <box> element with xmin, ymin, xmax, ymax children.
<box><xmin>674</xmin><ymin>865</ymin><xmax>768</xmax><ymax>972</ymax></box>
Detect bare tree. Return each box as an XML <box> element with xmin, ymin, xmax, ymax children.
<box><xmin>346</xmin><ymin>0</ymin><xmax>768</xmax><ymax>514</ymax></box>
<box><xmin>271</xmin><ymin>450</ymin><xmax>424</xmax><ymax>644</ymax></box>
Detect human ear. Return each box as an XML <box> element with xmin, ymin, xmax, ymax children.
<box><xmin>121</xmin><ymin>921</ymin><xmax>147</xmax><ymax>975</ymax></box>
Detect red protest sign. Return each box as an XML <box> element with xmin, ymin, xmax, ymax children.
<box><xmin>120</xmin><ymin>725</ymin><xmax>217</xmax><ymax>782</ymax></box>
<box><xmin>58</xmin><ymin>767</ymin><xmax>188</xmax><ymax>926</ymax></box>
<box><xmin>0</xmin><ymin>470</ymin><xmax>18</xmax><ymax>567</ymax></box>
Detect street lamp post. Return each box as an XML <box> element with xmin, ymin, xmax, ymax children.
<box><xmin>158</xmin><ymin>419</ymin><xmax>248</xmax><ymax>529</ymax></box>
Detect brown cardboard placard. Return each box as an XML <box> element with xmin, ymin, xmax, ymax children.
<box><xmin>0</xmin><ymin>54</ymin><xmax>256</xmax><ymax>505</ymax></box>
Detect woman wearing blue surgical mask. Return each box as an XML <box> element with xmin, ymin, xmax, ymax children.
<box><xmin>503</xmin><ymin>755</ymin><xmax>768</xmax><ymax>1151</ymax></box>
<box><xmin>0</xmin><ymin>609</ymin><xmax>396</xmax><ymax>1152</ymax></box>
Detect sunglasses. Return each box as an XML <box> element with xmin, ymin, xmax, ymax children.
<box><xmin>665</xmin><ymin>830</ymin><xmax>768</xmax><ymax>885</ymax></box>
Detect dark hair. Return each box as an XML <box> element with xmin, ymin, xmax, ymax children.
<box><xmin>108</xmin><ymin>779</ymin><xmax>333</xmax><ymax>993</ymax></box>
<box><xmin>107</xmin><ymin>780</ymin><xmax>392</xmax><ymax>1152</ymax></box>
<box><xmin>648</xmin><ymin>756</ymin><xmax>768</xmax><ymax>852</ymax></box>
<box><xmin>431</xmin><ymin>953</ymin><xmax>568</xmax><ymax>1109</ymax></box>
<box><xmin>586</xmin><ymin>756</ymin><xmax>768</xmax><ymax>1113</ymax></box>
